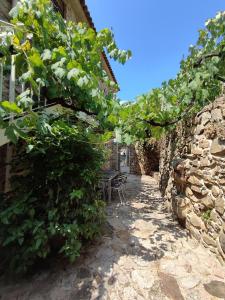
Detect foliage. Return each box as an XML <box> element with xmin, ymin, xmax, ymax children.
<box><xmin>0</xmin><ymin>119</ymin><xmax>106</xmax><ymax>273</ymax></box>
<box><xmin>0</xmin><ymin>0</ymin><xmax>131</xmax><ymax>142</ymax></box>
<box><xmin>112</xmin><ymin>11</ymin><xmax>225</xmax><ymax>143</ymax></box>
<box><xmin>202</xmin><ymin>209</ymin><xmax>212</xmax><ymax>222</ymax></box>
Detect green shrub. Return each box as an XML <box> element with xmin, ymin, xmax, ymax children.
<box><xmin>202</xmin><ymin>209</ymin><xmax>212</xmax><ymax>222</ymax></box>
<box><xmin>0</xmin><ymin>120</ymin><xmax>106</xmax><ymax>273</ymax></box>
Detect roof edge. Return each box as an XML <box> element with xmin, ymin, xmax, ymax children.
<box><xmin>79</xmin><ymin>0</ymin><xmax>118</xmax><ymax>85</ymax></box>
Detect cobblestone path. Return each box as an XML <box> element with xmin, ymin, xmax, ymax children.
<box><xmin>1</xmin><ymin>174</ymin><xmax>225</xmax><ymax>299</ymax></box>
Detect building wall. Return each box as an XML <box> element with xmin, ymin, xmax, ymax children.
<box><xmin>129</xmin><ymin>140</ymin><xmax>160</xmax><ymax>175</ymax></box>
<box><xmin>0</xmin><ymin>0</ymin><xmax>11</xmax><ymax>21</ymax></box>
<box><xmin>160</xmin><ymin>97</ymin><xmax>225</xmax><ymax>264</ymax></box>
<box><xmin>102</xmin><ymin>140</ymin><xmax>120</xmax><ymax>171</ymax></box>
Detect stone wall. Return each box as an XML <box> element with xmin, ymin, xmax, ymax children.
<box><xmin>0</xmin><ymin>0</ymin><xmax>11</xmax><ymax>21</ymax></box>
<box><xmin>102</xmin><ymin>140</ymin><xmax>120</xmax><ymax>171</ymax></box>
<box><xmin>130</xmin><ymin>140</ymin><xmax>160</xmax><ymax>175</ymax></box>
<box><xmin>160</xmin><ymin>97</ymin><xmax>225</xmax><ymax>263</ymax></box>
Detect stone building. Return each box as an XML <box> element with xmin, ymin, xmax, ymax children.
<box><xmin>0</xmin><ymin>0</ymin><xmax>117</xmax><ymax>192</ymax></box>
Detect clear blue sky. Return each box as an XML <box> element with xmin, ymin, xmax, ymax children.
<box><xmin>86</xmin><ymin>0</ymin><xmax>225</xmax><ymax>101</ymax></box>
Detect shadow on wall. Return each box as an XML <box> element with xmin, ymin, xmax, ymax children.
<box><xmin>129</xmin><ymin>141</ymin><xmax>160</xmax><ymax>176</ymax></box>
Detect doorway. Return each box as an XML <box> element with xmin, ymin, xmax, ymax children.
<box><xmin>120</xmin><ymin>146</ymin><xmax>130</xmax><ymax>173</ymax></box>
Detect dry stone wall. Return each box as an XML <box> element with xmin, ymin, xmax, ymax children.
<box><xmin>129</xmin><ymin>140</ymin><xmax>160</xmax><ymax>175</ymax></box>
<box><xmin>159</xmin><ymin>97</ymin><xmax>225</xmax><ymax>263</ymax></box>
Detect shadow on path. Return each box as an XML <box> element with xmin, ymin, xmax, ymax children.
<box><xmin>0</xmin><ymin>174</ymin><xmax>224</xmax><ymax>300</ymax></box>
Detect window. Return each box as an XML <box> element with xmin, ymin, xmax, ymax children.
<box><xmin>51</xmin><ymin>0</ymin><xmax>66</xmax><ymax>18</ymax></box>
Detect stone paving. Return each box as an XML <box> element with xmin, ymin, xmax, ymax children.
<box><xmin>1</xmin><ymin>174</ymin><xmax>225</xmax><ymax>299</ymax></box>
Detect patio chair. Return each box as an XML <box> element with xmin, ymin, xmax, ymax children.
<box><xmin>116</xmin><ymin>174</ymin><xmax>127</xmax><ymax>194</ymax></box>
<box><xmin>111</xmin><ymin>177</ymin><xmax>126</xmax><ymax>204</ymax></box>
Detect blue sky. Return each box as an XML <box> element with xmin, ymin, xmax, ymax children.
<box><xmin>86</xmin><ymin>0</ymin><xmax>225</xmax><ymax>101</ymax></box>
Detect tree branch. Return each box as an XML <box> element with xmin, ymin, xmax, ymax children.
<box><xmin>140</xmin><ymin>98</ymin><xmax>195</xmax><ymax>128</ymax></box>
<box><xmin>215</xmin><ymin>74</ymin><xmax>225</xmax><ymax>83</ymax></box>
<box><xmin>193</xmin><ymin>51</ymin><xmax>222</xmax><ymax>68</ymax></box>
<box><xmin>57</xmin><ymin>98</ymin><xmax>97</xmax><ymax>116</ymax></box>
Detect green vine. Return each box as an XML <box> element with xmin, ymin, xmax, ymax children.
<box><xmin>0</xmin><ymin>118</ymin><xmax>106</xmax><ymax>273</ymax></box>
<box><xmin>111</xmin><ymin>11</ymin><xmax>225</xmax><ymax>143</ymax></box>
<box><xmin>0</xmin><ymin>0</ymin><xmax>131</xmax><ymax>142</ymax></box>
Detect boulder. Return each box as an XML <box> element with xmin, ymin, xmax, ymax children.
<box><xmin>215</xmin><ymin>197</ymin><xmax>225</xmax><ymax>215</ymax></box>
<box><xmin>210</xmin><ymin>138</ymin><xmax>225</xmax><ymax>155</ymax></box>
<box><xmin>222</xmin><ymin>108</ymin><xmax>225</xmax><ymax>118</ymax></box>
<box><xmin>188</xmin><ymin>212</ymin><xmax>205</xmax><ymax>229</ymax></box>
<box><xmin>195</xmin><ymin>124</ymin><xmax>205</xmax><ymax>135</ymax></box>
<box><xmin>201</xmin><ymin>195</ymin><xmax>214</xmax><ymax>208</ymax></box>
<box><xmin>190</xmin><ymin>185</ymin><xmax>208</xmax><ymax>196</ymax></box>
<box><xmin>188</xmin><ymin>175</ymin><xmax>203</xmax><ymax>186</ymax></box>
<box><xmin>219</xmin><ymin>232</ymin><xmax>225</xmax><ymax>253</ymax></box>
<box><xmin>210</xmin><ymin>210</ymin><xmax>223</xmax><ymax>227</ymax></box>
<box><xmin>185</xmin><ymin>186</ymin><xmax>193</xmax><ymax>197</ymax></box>
<box><xmin>199</xmin><ymin>157</ymin><xmax>214</xmax><ymax>168</ymax></box>
<box><xmin>198</xmin><ymin>139</ymin><xmax>210</xmax><ymax>149</ymax></box>
<box><xmin>174</xmin><ymin>196</ymin><xmax>191</xmax><ymax>223</ymax></box>
<box><xmin>188</xmin><ymin>225</ymin><xmax>201</xmax><ymax>241</ymax></box>
<box><xmin>200</xmin><ymin>111</ymin><xmax>211</xmax><ymax>126</ymax></box>
<box><xmin>216</xmin><ymin>124</ymin><xmax>225</xmax><ymax>141</ymax></box>
<box><xmin>191</xmin><ymin>146</ymin><xmax>203</xmax><ymax>155</ymax></box>
<box><xmin>202</xmin><ymin>234</ymin><xmax>216</xmax><ymax>247</ymax></box>
<box><xmin>211</xmin><ymin>108</ymin><xmax>222</xmax><ymax>121</ymax></box>
<box><xmin>211</xmin><ymin>186</ymin><xmax>220</xmax><ymax>198</ymax></box>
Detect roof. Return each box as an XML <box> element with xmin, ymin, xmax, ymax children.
<box><xmin>78</xmin><ymin>0</ymin><xmax>118</xmax><ymax>84</ymax></box>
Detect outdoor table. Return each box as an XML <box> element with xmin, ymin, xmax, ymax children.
<box><xmin>101</xmin><ymin>170</ymin><xmax>119</xmax><ymax>202</ymax></box>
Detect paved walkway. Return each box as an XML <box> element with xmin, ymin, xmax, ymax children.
<box><xmin>1</xmin><ymin>174</ymin><xmax>225</xmax><ymax>299</ymax></box>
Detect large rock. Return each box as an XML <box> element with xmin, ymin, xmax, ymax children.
<box><xmin>191</xmin><ymin>146</ymin><xmax>203</xmax><ymax>155</ymax></box>
<box><xmin>211</xmin><ymin>186</ymin><xmax>220</xmax><ymax>198</ymax></box>
<box><xmin>190</xmin><ymin>185</ymin><xmax>208</xmax><ymax>196</ymax></box>
<box><xmin>219</xmin><ymin>232</ymin><xmax>225</xmax><ymax>253</ymax></box>
<box><xmin>198</xmin><ymin>139</ymin><xmax>210</xmax><ymax>149</ymax></box>
<box><xmin>188</xmin><ymin>175</ymin><xmax>203</xmax><ymax>186</ymax></box>
<box><xmin>195</xmin><ymin>124</ymin><xmax>205</xmax><ymax>135</ymax></box>
<box><xmin>216</xmin><ymin>124</ymin><xmax>225</xmax><ymax>141</ymax></box>
<box><xmin>174</xmin><ymin>196</ymin><xmax>191</xmax><ymax>222</ymax></box>
<box><xmin>188</xmin><ymin>225</ymin><xmax>201</xmax><ymax>241</ymax></box>
<box><xmin>210</xmin><ymin>138</ymin><xmax>225</xmax><ymax>155</ymax></box>
<box><xmin>211</xmin><ymin>108</ymin><xmax>222</xmax><ymax>121</ymax></box>
<box><xmin>200</xmin><ymin>111</ymin><xmax>211</xmax><ymax>126</ymax></box>
<box><xmin>199</xmin><ymin>157</ymin><xmax>215</xmax><ymax>168</ymax></box>
<box><xmin>202</xmin><ymin>233</ymin><xmax>216</xmax><ymax>247</ymax></box>
<box><xmin>201</xmin><ymin>195</ymin><xmax>214</xmax><ymax>208</ymax></box>
<box><xmin>185</xmin><ymin>187</ymin><xmax>193</xmax><ymax>197</ymax></box>
<box><xmin>204</xmin><ymin>280</ymin><xmax>225</xmax><ymax>298</ymax></box>
<box><xmin>188</xmin><ymin>212</ymin><xmax>205</xmax><ymax>229</ymax></box>
<box><xmin>215</xmin><ymin>197</ymin><xmax>225</xmax><ymax>215</ymax></box>
<box><xmin>210</xmin><ymin>209</ymin><xmax>222</xmax><ymax>224</ymax></box>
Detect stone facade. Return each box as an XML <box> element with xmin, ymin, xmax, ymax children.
<box><xmin>102</xmin><ymin>140</ymin><xmax>120</xmax><ymax>171</ymax></box>
<box><xmin>160</xmin><ymin>97</ymin><xmax>225</xmax><ymax>263</ymax></box>
<box><xmin>130</xmin><ymin>140</ymin><xmax>160</xmax><ymax>175</ymax></box>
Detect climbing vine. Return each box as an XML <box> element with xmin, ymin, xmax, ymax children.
<box><xmin>0</xmin><ymin>0</ymin><xmax>131</xmax><ymax>273</ymax></box>
<box><xmin>113</xmin><ymin>11</ymin><xmax>225</xmax><ymax>143</ymax></box>
<box><xmin>0</xmin><ymin>0</ymin><xmax>131</xmax><ymax>142</ymax></box>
